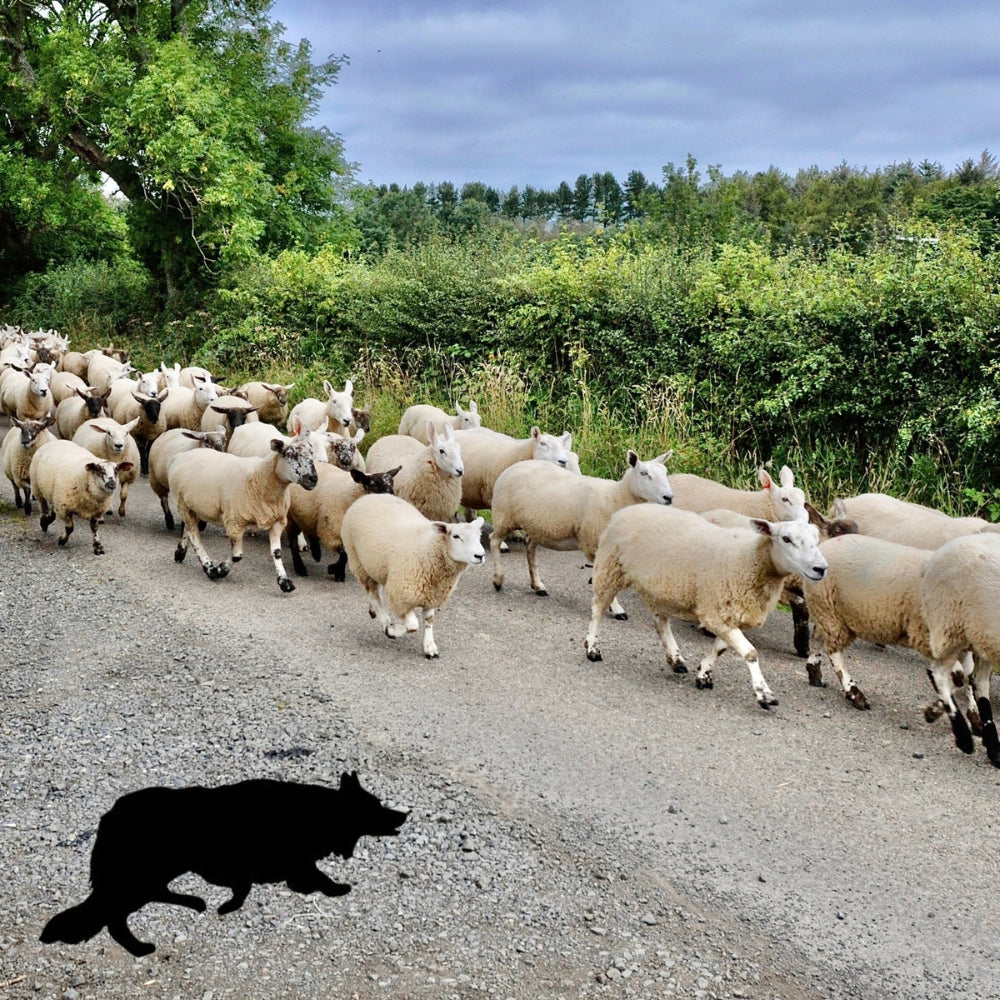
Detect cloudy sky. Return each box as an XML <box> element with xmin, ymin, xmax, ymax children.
<box><xmin>268</xmin><ymin>0</ymin><xmax>1000</xmax><ymax>191</ymax></box>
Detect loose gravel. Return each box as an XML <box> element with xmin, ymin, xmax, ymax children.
<box><xmin>2</xmin><ymin>475</ymin><xmax>999</xmax><ymax>1000</ymax></box>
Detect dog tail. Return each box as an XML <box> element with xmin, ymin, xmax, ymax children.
<box><xmin>40</xmin><ymin>895</ymin><xmax>107</xmax><ymax>945</ymax></box>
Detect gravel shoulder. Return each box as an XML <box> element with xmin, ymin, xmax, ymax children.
<box><xmin>2</xmin><ymin>478</ymin><xmax>999</xmax><ymax>1000</ymax></box>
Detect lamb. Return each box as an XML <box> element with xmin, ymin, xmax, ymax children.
<box><xmin>584</xmin><ymin>505</ymin><xmax>827</xmax><ymax>710</ymax></box>
<box><xmin>28</xmin><ymin>439</ymin><xmax>134</xmax><ymax>554</ymax></box>
<box><xmin>341</xmin><ymin>493</ymin><xmax>485</xmax><ymax>658</ymax></box>
<box><xmin>398</xmin><ymin>401</ymin><xmax>481</xmax><ymax>443</ymax></box>
<box><xmin>200</xmin><ymin>395</ymin><xmax>259</xmax><ymax>438</ymax></box>
<box><xmin>489</xmin><ymin>449</ymin><xmax>675</xmax><ymax>616</ymax></box>
<box><xmin>834</xmin><ymin>492</ymin><xmax>1000</xmax><ymax>549</ymax></box>
<box><xmin>2</xmin><ymin>415</ymin><xmax>56</xmax><ymax>513</ymax></box>
<box><xmin>0</xmin><ymin>363</ymin><xmax>55</xmax><ymax>422</ymax></box>
<box><xmin>54</xmin><ymin>386</ymin><xmax>112</xmax><ymax>440</ymax></box>
<box><xmin>801</xmin><ymin>532</ymin><xmax>978</xmax><ymax>757</ymax></box>
<box><xmin>160</xmin><ymin>377</ymin><xmax>220</xmax><ymax>431</ymax></box>
<box><xmin>168</xmin><ymin>431</ymin><xmax>318</xmax><ymax>591</ymax></box>
<box><xmin>235</xmin><ymin>381</ymin><xmax>295</xmax><ymax>425</ymax></box>
<box><xmin>287</xmin><ymin>464</ymin><xmax>402</xmax><ymax>580</ymax></box>
<box><xmin>72</xmin><ymin>417</ymin><xmax>141</xmax><ymax>517</ymax></box>
<box><xmin>920</xmin><ymin>534</ymin><xmax>1000</xmax><ymax>766</ymax></box>
<box><xmin>364</xmin><ymin>422</ymin><xmax>465</xmax><ymax>522</ymax></box>
<box><xmin>287</xmin><ymin>379</ymin><xmax>354</xmax><ymax>435</ymax></box>
<box><xmin>148</xmin><ymin>426</ymin><xmax>228</xmax><ymax>530</ymax></box>
<box><xmin>451</xmin><ymin>426</ymin><xmax>572</xmax><ymax>517</ymax></box>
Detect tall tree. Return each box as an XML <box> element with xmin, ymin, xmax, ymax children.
<box><xmin>1</xmin><ymin>0</ymin><xmax>352</xmax><ymax>305</ymax></box>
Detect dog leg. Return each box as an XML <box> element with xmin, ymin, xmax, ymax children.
<box><xmin>287</xmin><ymin>866</ymin><xmax>351</xmax><ymax>898</ymax></box>
<box><xmin>217</xmin><ymin>883</ymin><xmax>252</xmax><ymax>914</ymax></box>
<box><xmin>107</xmin><ymin>914</ymin><xmax>155</xmax><ymax>957</ymax></box>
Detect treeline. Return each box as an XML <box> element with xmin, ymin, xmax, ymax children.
<box><xmin>354</xmin><ymin>152</ymin><xmax>1000</xmax><ymax>253</ymax></box>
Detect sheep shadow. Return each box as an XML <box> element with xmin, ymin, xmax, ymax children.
<box><xmin>40</xmin><ymin>771</ymin><xmax>408</xmax><ymax>956</ymax></box>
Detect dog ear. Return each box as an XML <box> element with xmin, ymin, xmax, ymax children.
<box><xmin>340</xmin><ymin>770</ymin><xmax>361</xmax><ymax>790</ymax></box>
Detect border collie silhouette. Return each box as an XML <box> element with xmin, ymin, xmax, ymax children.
<box><xmin>40</xmin><ymin>772</ymin><xmax>408</xmax><ymax>956</ymax></box>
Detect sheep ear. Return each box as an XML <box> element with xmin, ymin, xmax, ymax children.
<box><xmin>85</xmin><ymin>462</ymin><xmax>105</xmax><ymax>474</ymax></box>
<box><xmin>351</xmin><ymin>428</ymin><xmax>365</xmax><ymax>444</ymax></box>
<box><xmin>288</xmin><ymin>413</ymin><xmax>302</xmax><ymax>435</ymax></box>
<box><xmin>322</xmin><ymin>379</ymin><xmax>333</xmax><ymax>395</ymax></box>
<box><xmin>270</xmin><ymin>437</ymin><xmax>285</xmax><ymax>453</ymax></box>
<box><xmin>115</xmin><ymin>461</ymin><xmax>135</xmax><ymax>475</ymax></box>
<box><xmin>469</xmin><ymin>400</ymin><xmax>478</xmax><ymax>414</ymax></box>
<box><xmin>655</xmin><ymin>449</ymin><xmax>673</xmax><ymax>464</ymax></box>
<box><xmin>426</xmin><ymin>420</ymin><xmax>437</xmax><ymax>442</ymax></box>
<box><xmin>627</xmin><ymin>449</ymin><xmax>638</xmax><ymax>467</ymax></box>
<box><xmin>441</xmin><ymin>422</ymin><xmax>454</xmax><ymax>439</ymax></box>
<box><xmin>780</xmin><ymin>465</ymin><xmax>794</xmax><ymax>488</ymax></box>
<box><xmin>349</xmin><ymin>468</ymin><xmax>369</xmax><ymax>485</ymax></box>
<box><xmin>387</xmin><ymin>465</ymin><xmax>402</xmax><ymax>478</ymax></box>
<box><xmin>832</xmin><ymin>499</ymin><xmax>848</xmax><ymax>518</ymax></box>
<box><xmin>472</xmin><ymin>516</ymin><xmax>485</xmax><ymax>529</ymax></box>
<box><xmin>804</xmin><ymin>502</ymin><xmax>828</xmax><ymax>530</ymax></box>
<box><xmin>758</xmin><ymin>468</ymin><xmax>773</xmax><ymax>489</ymax></box>
<box><xmin>561</xmin><ymin>431</ymin><xmax>572</xmax><ymax>448</ymax></box>
<box><xmin>530</xmin><ymin>426</ymin><xmax>541</xmax><ymax>440</ymax></box>
<box><xmin>344</xmin><ymin>379</ymin><xmax>353</xmax><ymax>395</ymax></box>
<box><xmin>433</xmin><ymin>522</ymin><xmax>449</xmax><ymax>535</ymax></box>
<box><xmin>750</xmin><ymin>518</ymin><xmax>772</xmax><ymax>536</ymax></box>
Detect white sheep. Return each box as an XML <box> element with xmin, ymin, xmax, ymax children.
<box><xmin>85</xmin><ymin>352</ymin><xmax>132</xmax><ymax>391</ymax></box>
<box><xmin>364</xmin><ymin>422</ymin><xmax>465</xmax><ymax>522</ymax></box>
<box><xmin>835</xmin><ymin>492</ymin><xmax>1000</xmax><ymax>549</ymax></box>
<box><xmin>920</xmin><ymin>534</ymin><xmax>1000</xmax><ymax>766</ymax></box>
<box><xmin>148</xmin><ymin>426</ymin><xmax>228</xmax><ymax>531</ymax></box>
<box><xmin>156</xmin><ymin>362</ymin><xmax>182</xmax><ymax>392</ymax></box>
<box><xmin>160</xmin><ymin>376</ymin><xmax>220</xmax><ymax>431</ymax></box>
<box><xmin>668</xmin><ymin>465</ymin><xmax>808</xmax><ymax>522</ymax></box>
<box><xmin>57</xmin><ymin>349</ymin><xmax>89</xmax><ymax>379</ymax></box>
<box><xmin>167</xmin><ymin>431</ymin><xmax>318</xmax><ymax>591</ymax></box>
<box><xmin>287</xmin><ymin>378</ymin><xmax>355</xmax><ymax>435</ymax></box>
<box><xmin>341</xmin><ymin>493</ymin><xmax>485</xmax><ymax>658</ymax></box>
<box><xmin>0</xmin><ymin>363</ymin><xmax>55</xmax><ymax>421</ymax></box>
<box><xmin>398</xmin><ymin>400</ymin><xmax>481</xmax><ymax>443</ymax></box>
<box><xmin>2</xmin><ymin>415</ymin><xmax>56</xmax><ymax>513</ymax></box>
<box><xmin>28</xmin><ymin>439</ymin><xmax>134</xmax><ymax>554</ymax></box>
<box><xmin>802</xmin><ymin>532</ymin><xmax>979</xmax><ymax>756</ymax></box>
<box><xmin>54</xmin><ymin>386</ymin><xmax>112</xmax><ymax>440</ymax></box>
<box><xmin>287</xmin><ymin>464</ymin><xmax>402</xmax><ymax>580</ymax></box>
<box><xmin>452</xmin><ymin>426</ymin><xmax>572</xmax><ymax>518</ymax></box>
<box><xmin>49</xmin><ymin>371</ymin><xmax>90</xmax><ymax>405</ymax></box>
<box><xmin>199</xmin><ymin>395</ymin><xmax>259</xmax><ymax>437</ymax></box>
<box><xmin>227</xmin><ymin>419</ymin><xmax>357</xmax><ymax>469</ymax></box>
<box><xmin>72</xmin><ymin>417</ymin><xmax>141</xmax><ymax>517</ymax></box>
<box><xmin>235</xmin><ymin>381</ymin><xmax>295</xmax><ymax>425</ymax></box>
<box><xmin>489</xmin><ymin>449</ymin><xmax>674</xmax><ymax>616</ymax></box>
<box><xmin>178</xmin><ymin>365</ymin><xmax>214</xmax><ymax>388</ymax></box>
<box><xmin>585</xmin><ymin>505</ymin><xmax>827</xmax><ymax>709</ymax></box>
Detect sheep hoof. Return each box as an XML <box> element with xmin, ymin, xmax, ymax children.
<box><xmin>492</xmin><ymin>581</ymin><xmax>502</xmax><ymax>591</ymax></box>
<box><xmin>757</xmin><ymin>699</ymin><xmax>772</xmax><ymax>711</ymax></box>
<box><xmin>93</xmin><ymin>542</ymin><xmax>105</xmax><ymax>556</ymax></box>
<box><xmin>586</xmin><ymin>648</ymin><xmax>602</xmax><ymax>663</ymax></box>
<box><xmin>847</xmin><ymin>687</ymin><xmax>870</xmax><ymax>711</ymax></box>
<box><xmin>672</xmin><ymin>663</ymin><xmax>688</xmax><ymax>674</ymax></box>
<box><xmin>534</xmin><ymin>589</ymin><xmax>548</xmax><ymax>597</ymax></box>
<box><xmin>278</xmin><ymin>577</ymin><xmax>295</xmax><ymax>593</ymax></box>
<box><xmin>383</xmin><ymin>628</ymin><xmax>396</xmax><ymax>640</ymax></box>
<box><xmin>165</xmin><ymin>515</ymin><xmax>175</xmax><ymax>532</ymax></box>
<box><xmin>424</xmin><ymin>651</ymin><xmax>439</xmax><ymax>659</ymax></box>
<box><xmin>206</xmin><ymin>564</ymin><xmax>228</xmax><ymax>581</ymax></box>
<box><xmin>805</xmin><ymin>661</ymin><xmax>826</xmax><ymax>687</ymax></box>
<box><xmin>613</xmin><ymin>612</ymin><xmax>628</xmax><ymax>621</ymax></box>
<box><xmin>40</xmin><ymin>513</ymin><xmax>55</xmax><ymax>532</ymax></box>
<box><xmin>695</xmin><ymin>677</ymin><xmax>713</xmax><ymax>690</ymax></box>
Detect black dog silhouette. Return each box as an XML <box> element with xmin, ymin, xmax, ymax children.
<box><xmin>40</xmin><ymin>771</ymin><xmax>407</xmax><ymax>956</ymax></box>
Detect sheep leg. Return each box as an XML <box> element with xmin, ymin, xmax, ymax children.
<box><xmin>267</xmin><ymin>520</ymin><xmax>295</xmax><ymax>592</ymax></box>
<box><xmin>804</xmin><ymin>651</ymin><xmax>827</xmax><ymax>688</ymax></box>
<box><xmin>609</xmin><ymin>595</ymin><xmax>628</xmax><ymax>620</ymax></box>
<box><xmin>490</xmin><ymin>526</ymin><xmax>508</xmax><ymax>591</ymax></box>
<box><xmin>705</xmin><ymin>629</ymin><xmax>779</xmax><ymax>709</ymax></box>
<box><xmin>88</xmin><ymin>515</ymin><xmax>105</xmax><ymax>555</ymax></box>
<box><xmin>57</xmin><ymin>512</ymin><xmax>74</xmax><ymax>548</ymax></box>
<box><xmin>159</xmin><ymin>497</ymin><xmax>176</xmax><ymax>532</ymax></box>
<box><xmin>525</xmin><ymin>538</ymin><xmax>547</xmax><ymax>596</ymax></box>
<box><xmin>177</xmin><ymin>515</ymin><xmax>228</xmax><ymax>580</ymax></box>
<box><xmin>117</xmin><ymin>482</ymin><xmax>128</xmax><ymax>517</ymax></box>
<box><xmin>694</xmin><ymin>635</ymin><xmax>725</xmax><ymax>692</ymax></box>
<box><xmin>39</xmin><ymin>498</ymin><xmax>55</xmax><ymax>533</ymax></box>
<box><xmin>951</xmin><ymin>655</ymin><xmax>982</xmax><ymax>735</ymax></box>
<box><xmin>968</xmin><ymin>653</ymin><xmax>1000</xmax><ymax>766</ymax></box>
<box><xmin>422</xmin><ymin>607</ymin><xmax>439</xmax><ymax>658</ymax></box>
<box><xmin>328</xmin><ymin>549</ymin><xmax>349</xmax><ymax>582</ymax></box>
<box><xmin>386</xmin><ymin>606</ymin><xmax>419</xmax><ymax>639</ymax></box>
<box><xmin>827</xmin><ymin>650</ymin><xmax>870</xmax><ymax>710</ymax></box>
<box><xmin>371</xmin><ymin>584</ymin><xmax>395</xmax><ymax>633</ymax></box>
<box><xmin>925</xmin><ymin>663</ymin><xmax>974</xmax><ymax>754</ymax></box>
<box><xmin>586</xmin><ymin>555</ymin><xmax>626</xmax><ymax>662</ymax></box>
<box><xmin>785</xmin><ymin>584</ymin><xmax>810</xmax><ymax>658</ymax></box>
<box><xmin>288</xmin><ymin>522</ymin><xmax>309</xmax><ymax>577</ymax></box>
<box><xmin>652</xmin><ymin>613</ymin><xmax>687</xmax><ymax>673</ymax></box>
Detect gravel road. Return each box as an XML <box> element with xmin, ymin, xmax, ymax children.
<box><xmin>2</xmin><ymin>470</ymin><xmax>998</xmax><ymax>1000</ymax></box>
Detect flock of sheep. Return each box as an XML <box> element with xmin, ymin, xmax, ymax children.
<box><xmin>3</xmin><ymin>324</ymin><xmax>1000</xmax><ymax>771</ymax></box>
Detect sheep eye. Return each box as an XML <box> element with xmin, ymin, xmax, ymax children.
<box><xmin>782</xmin><ymin>535</ymin><xmax>792</xmax><ymax>543</ymax></box>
